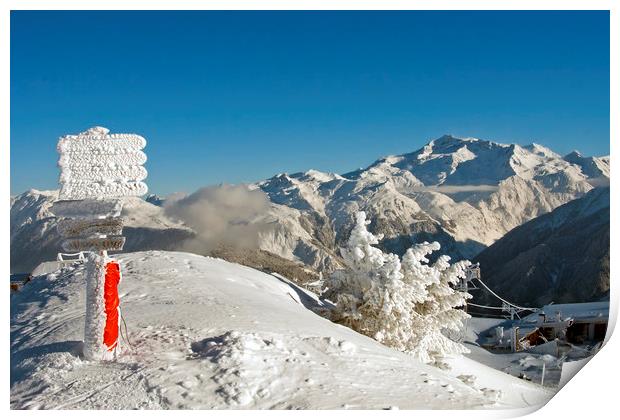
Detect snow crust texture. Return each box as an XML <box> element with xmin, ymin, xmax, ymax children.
<box><xmin>60</xmin><ymin>166</ymin><xmax>147</xmax><ymax>184</ymax></box>
<box><xmin>60</xmin><ymin>181</ymin><xmax>148</xmax><ymax>202</ymax></box>
<box><xmin>50</xmin><ymin>199</ymin><xmax>123</xmax><ymax>219</ymax></box>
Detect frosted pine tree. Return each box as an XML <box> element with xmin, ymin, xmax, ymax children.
<box><xmin>324</xmin><ymin>211</ymin><xmax>471</xmax><ymax>363</ymax></box>
<box><xmin>404</xmin><ymin>251</ymin><xmax>472</xmax><ymax>363</ymax></box>
<box><xmin>324</xmin><ymin>212</ymin><xmax>407</xmax><ymax>344</ymax></box>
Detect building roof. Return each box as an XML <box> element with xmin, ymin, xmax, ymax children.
<box><xmin>521</xmin><ymin>301</ymin><xmax>609</xmax><ymax>324</ymax></box>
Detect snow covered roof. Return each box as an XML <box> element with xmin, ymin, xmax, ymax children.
<box><xmin>522</xmin><ymin>301</ymin><xmax>609</xmax><ymax>324</ymax></box>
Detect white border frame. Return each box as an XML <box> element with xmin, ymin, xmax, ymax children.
<box><xmin>3</xmin><ymin>2</ymin><xmax>616</xmax><ymax>419</ymax></box>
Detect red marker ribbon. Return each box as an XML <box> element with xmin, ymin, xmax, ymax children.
<box><xmin>103</xmin><ymin>261</ymin><xmax>121</xmax><ymax>351</ymax></box>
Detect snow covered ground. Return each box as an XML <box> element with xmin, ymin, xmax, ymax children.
<box><xmin>11</xmin><ymin>251</ymin><xmax>553</xmax><ymax>410</ymax></box>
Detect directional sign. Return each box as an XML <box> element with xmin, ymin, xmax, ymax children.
<box><xmin>60</xmin><ymin>166</ymin><xmax>148</xmax><ymax>183</ymax></box>
<box><xmin>58</xmin><ymin>150</ymin><xmax>147</xmax><ymax>168</ymax></box>
<box><xmin>58</xmin><ymin>133</ymin><xmax>146</xmax><ymax>152</ymax></box>
<box><xmin>57</xmin><ymin>217</ymin><xmax>124</xmax><ymax>238</ymax></box>
<box><xmin>62</xmin><ymin>236</ymin><xmax>126</xmax><ymax>253</ymax></box>
<box><xmin>60</xmin><ymin>180</ymin><xmax>148</xmax><ymax>201</ymax></box>
<box><xmin>51</xmin><ymin>126</ymin><xmax>149</xmax><ymax>361</ymax></box>
<box><xmin>50</xmin><ymin>199</ymin><xmax>123</xmax><ymax>219</ymax></box>
<box><xmin>57</xmin><ymin>127</ymin><xmax>148</xmax><ymax>201</ymax></box>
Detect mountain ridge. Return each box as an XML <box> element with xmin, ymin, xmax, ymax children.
<box><xmin>255</xmin><ymin>134</ymin><xmax>606</xmax><ymax>272</ymax></box>
<box><xmin>473</xmin><ymin>186</ymin><xmax>610</xmax><ymax>306</ymax></box>
<box><xmin>11</xmin><ymin>135</ymin><xmax>609</xmax><ymax>280</ymax></box>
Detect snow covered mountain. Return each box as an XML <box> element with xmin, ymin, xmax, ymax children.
<box><xmin>255</xmin><ymin>135</ymin><xmax>607</xmax><ymax>272</ymax></box>
<box><xmin>474</xmin><ymin>187</ymin><xmax>610</xmax><ymax>307</ymax></box>
<box><xmin>10</xmin><ymin>135</ymin><xmax>608</xmax><ymax>277</ymax></box>
<box><xmin>10</xmin><ymin>251</ymin><xmax>552</xmax><ymax>409</ymax></box>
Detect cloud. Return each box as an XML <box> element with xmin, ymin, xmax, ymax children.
<box><xmin>409</xmin><ymin>184</ymin><xmax>500</xmax><ymax>194</ymax></box>
<box><xmin>587</xmin><ymin>177</ymin><xmax>610</xmax><ymax>188</ymax></box>
<box><xmin>164</xmin><ymin>184</ymin><xmax>271</xmax><ymax>253</ymax></box>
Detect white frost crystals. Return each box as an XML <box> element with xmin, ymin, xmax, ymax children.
<box><xmin>49</xmin><ymin>198</ymin><xmax>123</xmax><ymax>220</ymax></box>
<box><xmin>83</xmin><ymin>253</ymin><xmax>121</xmax><ymax>361</ymax></box>
<box><xmin>57</xmin><ymin>126</ymin><xmax>148</xmax><ymax>201</ymax></box>
<box><xmin>323</xmin><ymin>211</ymin><xmax>472</xmax><ymax>363</ymax></box>
<box><xmin>48</xmin><ymin>126</ymin><xmax>149</xmax><ymax>362</ymax></box>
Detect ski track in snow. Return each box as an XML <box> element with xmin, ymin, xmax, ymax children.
<box><xmin>11</xmin><ymin>251</ymin><xmax>553</xmax><ymax>410</ymax></box>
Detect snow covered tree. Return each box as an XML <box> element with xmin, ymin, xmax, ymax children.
<box><xmin>403</xmin><ymin>251</ymin><xmax>472</xmax><ymax>363</ymax></box>
<box><xmin>323</xmin><ymin>211</ymin><xmax>471</xmax><ymax>363</ymax></box>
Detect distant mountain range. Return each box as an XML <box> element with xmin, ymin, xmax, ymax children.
<box><xmin>11</xmin><ymin>134</ymin><xmax>610</xmax><ymax>306</ymax></box>
<box><xmin>253</xmin><ymin>135</ymin><xmax>608</xmax><ymax>273</ymax></box>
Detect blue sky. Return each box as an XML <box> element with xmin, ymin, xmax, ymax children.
<box><xmin>11</xmin><ymin>10</ymin><xmax>609</xmax><ymax>195</ymax></box>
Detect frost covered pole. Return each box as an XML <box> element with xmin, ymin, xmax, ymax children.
<box><xmin>49</xmin><ymin>127</ymin><xmax>148</xmax><ymax>361</ymax></box>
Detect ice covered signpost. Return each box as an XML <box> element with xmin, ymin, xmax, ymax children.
<box><xmin>50</xmin><ymin>126</ymin><xmax>148</xmax><ymax>361</ymax></box>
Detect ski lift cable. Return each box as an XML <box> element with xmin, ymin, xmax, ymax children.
<box><xmin>473</xmin><ymin>277</ymin><xmax>538</xmax><ymax>311</ymax></box>
<box><xmin>467</xmin><ymin>302</ymin><xmax>505</xmax><ymax>310</ymax></box>
<box><xmin>468</xmin><ymin>301</ymin><xmax>535</xmax><ymax>312</ymax></box>
<box><xmin>471</xmin><ymin>277</ymin><xmax>538</xmax><ymax>311</ymax></box>
<box><xmin>465</xmin><ymin>310</ymin><xmax>509</xmax><ymax>318</ymax></box>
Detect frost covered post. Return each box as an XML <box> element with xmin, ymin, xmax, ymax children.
<box><xmin>49</xmin><ymin>127</ymin><xmax>148</xmax><ymax>361</ymax></box>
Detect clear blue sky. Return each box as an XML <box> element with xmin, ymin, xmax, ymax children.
<box><xmin>11</xmin><ymin>10</ymin><xmax>610</xmax><ymax>195</ymax></box>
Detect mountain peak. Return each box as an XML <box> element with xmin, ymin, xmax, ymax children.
<box><xmin>563</xmin><ymin>150</ymin><xmax>610</xmax><ymax>179</ymax></box>
<box><xmin>302</xmin><ymin>169</ymin><xmax>341</xmax><ymax>182</ymax></box>
<box><xmin>522</xmin><ymin>143</ymin><xmax>560</xmax><ymax>158</ymax></box>
<box><xmin>428</xmin><ymin>134</ymin><xmax>511</xmax><ymax>151</ymax></box>
<box><xmin>20</xmin><ymin>189</ymin><xmax>58</xmax><ymax>198</ymax></box>
<box><xmin>435</xmin><ymin>134</ymin><xmax>462</xmax><ymax>142</ymax></box>
<box><xmin>432</xmin><ymin>134</ymin><xmax>477</xmax><ymax>146</ymax></box>
<box><xmin>565</xmin><ymin>150</ymin><xmax>583</xmax><ymax>159</ymax></box>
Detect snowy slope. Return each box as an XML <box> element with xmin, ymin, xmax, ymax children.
<box><xmin>10</xmin><ymin>251</ymin><xmax>552</xmax><ymax>410</ymax></box>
